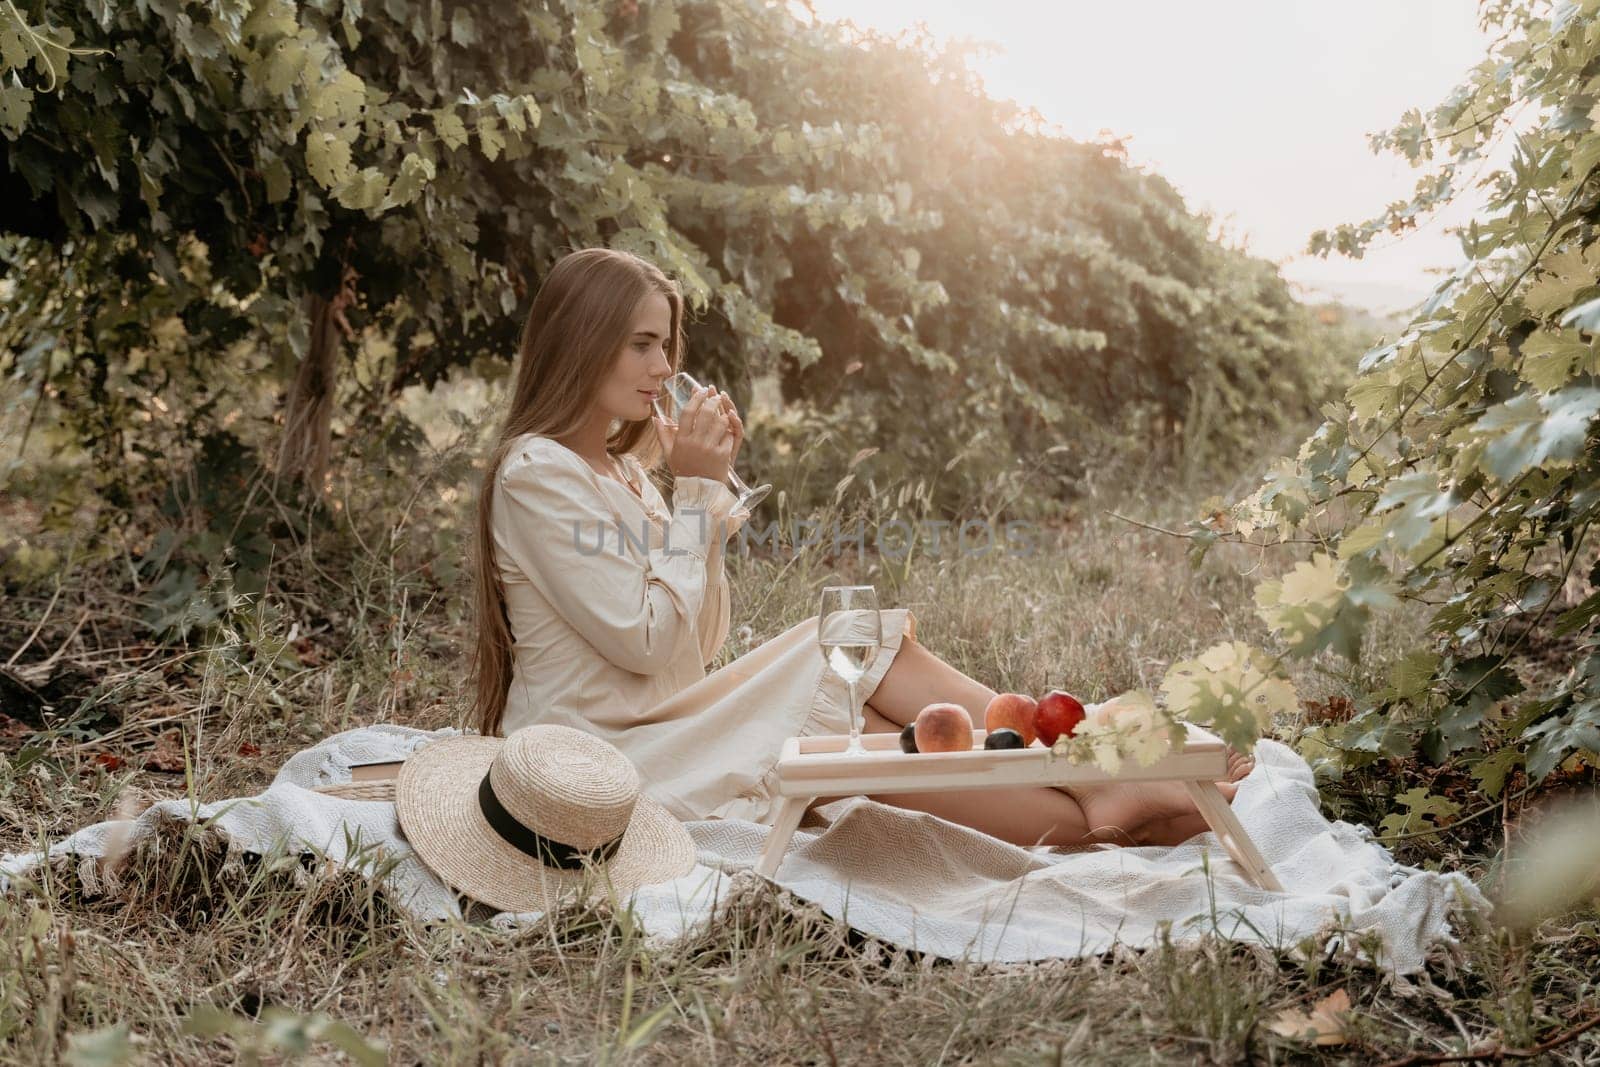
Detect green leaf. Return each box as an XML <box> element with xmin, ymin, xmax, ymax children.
<box><xmin>0</xmin><ymin>83</ymin><xmax>31</xmax><ymax>137</ymax></box>
<box><xmin>574</xmin><ymin>33</ymin><xmax>609</xmax><ymax>94</ymax></box>
<box><xmin>1337</xmin><ymin>518</ymin><xmax>1392</xmax><ymax>558</ymax></box>
<box><xmin>311</xmin><ymin>68</ymin><xmax>364</xmax><ymax>125</ymax></box>
<box><xmin>1424</xmin><ymin>701</ymin><xmax>1489</xmax><ymax>761</ymax></box>
<box><xmin>1473</xmin><ymin>387</ymin><xmax>1600</xmax><ymax>481</ymax></box>
<box><xmin>74</xmin><ymin>184</ymin><xmax>119</xmax><ymax>228</ymax></box>
<box><xmin>1373</xmin><ymin>471</ymin><xmax>1456</xmax><ymax>551</ymax></box>
<box><xmin>1378</xmin><ymin>787</ymin><xmax>1461</xmax><ymax>837</ymax></box>
<box><xmin>334</xmin><ymin>166</ymin><xmax>387</xmax><ymax>211</ymax></box>
<box><xmin>432</xmin><ymin>108</ymin><xmax>468</xmax><ymax>150</ymax></box>
<box><xmin>648</xmin><ymin>2</ymin><xmax>681</xmax><ymax>51</ymax></box>
<box><xmin>259</xmin><ymin>35</ymin><xmax>308</xmax><ymax>95</ymax></box>
<box><xmin>1559</xmin><ymin>295</ymin><xmax>1600</xmax><ymax>332</ymax></box>
<box><xmin>1449</xmin><ymin>656</ymin><xmax>1522</xmax><ymax>707</ymax></box>
<box><xmin>304</xmin><ymin>129</ymin><xmax>354</xmax><ymax>188</ymax></box>
<box><xmin>477</xmin><ymin>113</ymin><xmax>504</xmax><ymax>162</ymax></box>
<box><xmin>1389</xmin><ymin>650</ymin><xmax>1441</xmax><ymax>698</ymax></box>
<box><xmin>1</xmin><ymin>23</ymin><xmax>30</xmax><ymax>71</ymax></box>
<box><xmin>1159</xmin><ymin>640</ymin><xmax>1297</xmax><ymax>749</ymax></box>
<box><xmin>1257</xmin><ymin>458</ymin><xmax>1313</xmax><ymax>526</ymax></box>
<box><xmin>1524</xmin><ymin>244</ymin><xmax>1600</xmax><ymax>317</ymax></box>
<box><xmin>1257</xmin><ymin>552</ymin><xmax>1396</xmax><ymax>663</ymax></box>
<box><xmin>1573</xmin><ymin>132</ymin><xmax>1600</xmax><ymax>185</ymax></box>
<box><xmin>1256</xmin><ymin>553</ymin><xmax>1346</xmax><ymax>652</ymax></box>
<box><xmin>1470</xmin><ymin>747</ymin><xmax>1523</xmax><ymax>797</ymax></box>
<box><xmin>1520</xmin><ymin>331</ymin><xmax>1597</xmax><ymax>392</ymax></box>
<box><xmin>492</xmin><ymin>93</ymin><xmax>533</xmax><ymax>133</ymax></box>
<box><xmin>1554</xmin><ymin>590</ymin><xmax>1600</xmax><ymax>635</ymax></box>
<box><xmin>385</xmin><ymin>152</ymin><xmax>434</xmax><ymax>207</ymax></box>
<box><xmin>261</xmin><ymin>156</ymin><xmax>292</xmax><ymax>203</ymax></box>
<box><xmin>1523</xmin><ymin>700</ymin><xmax>1600</xmax><ymax>779</ymax></box>
<box><xmin>1348</xmin><ymin>370</ymin><xmax>1404</xmax><ymax>422</ymax></box>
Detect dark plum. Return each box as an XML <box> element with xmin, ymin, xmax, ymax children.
<box><xmin>899</xmin><ymin>722</ymin><xmax>919</xmax><ymax>754</ymax></box>
<box><xmin>984</xmin><ymin>728</ymin><xmax>1025</xmax><ymax>750</ymax></box>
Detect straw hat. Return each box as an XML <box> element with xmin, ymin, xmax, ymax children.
<box><xmin>395</xmin><ymin>724</ymin><xmax>696</xmax><ymax>913</ymax></box>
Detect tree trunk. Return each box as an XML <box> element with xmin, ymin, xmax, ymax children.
<box><xmin>275</xmin><ymin>267</ymin><xmax>358</xmax><ymax>494</ymax></box>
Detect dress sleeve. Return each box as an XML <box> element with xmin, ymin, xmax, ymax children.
<box><xmin>697</xmin><ymin>531</ymin><xmax>733</xmax><ymax>667</ymax></box>
<box><xmin>494</xmin><ymin>441</ymin><xmax>739</xmax><ymax>676</ymax></box>
<box><xmin>626</xmin><ymin>457</ymin><xmax>737</xmax><ymax>668</ymax></box>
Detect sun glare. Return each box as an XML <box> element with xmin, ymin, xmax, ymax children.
<box><xmin>808</xmin><ymin>0</ymin><xmax>1491</xmax><ymax>314</ymax></box>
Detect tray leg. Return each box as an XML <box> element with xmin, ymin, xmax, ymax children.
<box><xmin>755</xmin><ymin>795</ymin><xmax>809</xmax><ymax>880</ymax></box>
<box><xmin>1182</xmin><ymin>780</ymin><xmax>1284</xmax><ymax>892</ymax></box>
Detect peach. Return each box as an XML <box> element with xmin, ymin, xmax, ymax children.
<box><xmin>914</xmin><ymin>702</ymin><xmax>974</xmax><ymax>753</ymax></box>
<box><xmin>983</xmin><ymin>692</ymin><xmax>1039</xmax><ymax>746</ymax></box>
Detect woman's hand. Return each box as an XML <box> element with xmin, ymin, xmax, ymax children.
<box><xmin>654</xmin><ymin>385</ymin><xmax>735</xmax><ymax>483</ymax></box>
<box><xmin>714</xmin><ymin>388</ymin><xmax>744</xmax><ymax>466</ymax></box>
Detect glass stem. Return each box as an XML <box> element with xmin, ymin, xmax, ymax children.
<box><xmin>847</xmin><ymin>678</ymin><xmax>860</xmax><ymax>749</ymax></box>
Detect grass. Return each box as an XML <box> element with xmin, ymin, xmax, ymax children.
<box><xmin>2</xmin><ymin>417</ymin><xmax>1598</xmax><ymax>1064</ymax></box>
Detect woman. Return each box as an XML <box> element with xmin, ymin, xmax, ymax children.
<box><xmin>469</xmin><ymin>248</ymin><xmax>1250</xmax><ymax>849</ymax></box>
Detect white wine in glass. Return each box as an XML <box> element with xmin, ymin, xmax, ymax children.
<box><xmin>652</xmin><ymin>371</ymin><xmax>771</xmax><ymax>518</ymax></box>
<box><xmin>817</xmin><ymin>585</ymin><xmax>882</xmax><ymax>755</ymax></box>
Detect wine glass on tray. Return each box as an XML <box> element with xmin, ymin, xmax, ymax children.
<box><xmin>817</xmin><ymin>585</ymin><xmax>882</xmax><ymax>755</ymax></box>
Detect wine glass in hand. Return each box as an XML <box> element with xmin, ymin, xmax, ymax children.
<box><xmin>653</xmin><ymin>372</ymin><xmax>771</xmax><ymax>518</ymax></box>
<box><xmin>817</xmin><ymin>585</ymin><xmax>882</xmax><ymax>755</ymax></box>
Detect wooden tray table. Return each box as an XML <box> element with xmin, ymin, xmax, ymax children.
<box><xmin>755</xmin><ymin>722</ymin><xmax>1283</xmax><ymax>891</ymax></box>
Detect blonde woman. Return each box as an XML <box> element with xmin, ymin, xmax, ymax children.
<box><xmin>470</xmin><ymin>248</ymin><xmax>1251</xmax><ymax>849</ymax></box>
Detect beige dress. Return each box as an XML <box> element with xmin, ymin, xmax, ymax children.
<box><xmin>492</xmin><ymin>434</ymin><xmax>918</xmax><ymax>825</ymax></box>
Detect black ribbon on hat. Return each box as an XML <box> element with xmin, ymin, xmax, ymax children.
<box><xmin>477</xmin><ymin>772</ymin><xmax>625</xmax><ymax>870</ymax></box>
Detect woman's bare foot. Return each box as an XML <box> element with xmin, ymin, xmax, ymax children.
<box><xmin>1225</xmin><ymin>746</ymin><xmax>1256</xmax><ymax>783</ymax></box>
<box><xmin>1138</xmin><ymin>746</ymin><xmax>1259</xmax><ymax>846</ymax></box>
<box><xmin>1072</xmin><ymin>745</ymin><xmax>1257</xmax><ymax>847</ymax></box>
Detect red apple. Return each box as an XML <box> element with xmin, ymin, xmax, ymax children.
<box><xmin>1034</xmin><ymin>690</ymin><xmax>1086</xmax><ymax>746</ymax></box>
<box><xmin>913</xmin><ymin>702</ymin><xmax>974</xmax><ymax>753</ymax></box>
<box><xmin>983</xmin><ymin>692</ymin><xmax>1039</xmax><ymax>746</ymax></box>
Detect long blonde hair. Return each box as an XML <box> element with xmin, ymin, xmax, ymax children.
<box><xmin>470</xmin><ymin>248</ymin><xmax>685</xmax><ymax>736</ymax></box>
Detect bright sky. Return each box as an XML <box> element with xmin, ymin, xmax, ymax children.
<box><xmin>807</xmin><ymin>0</ymin><xmax>1495</xmax><ymax>315</ymax></box>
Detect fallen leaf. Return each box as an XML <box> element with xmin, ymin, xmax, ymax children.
<box><xmin>1303</xmin><ymin>696</ymin><xmax>1355</xmax><ymax>723</ymax></box>
<box><xmin>293</xmin><ymin>636</ymin><xmax>324</xmax><ymax>667</ymax></box>
<box><xmin>1268</xmin><ymin>988</ymin><xmax>1352</xmax><ymax>1046</ymax></box>
<box><xmin>89</xmin><ymin>752</ymin><xmax>126</xmax><ymax>772</ymax></box>
<box><xmin>0</xmin><ymin>713</ymin><xmax>34</xmax><ymax>742</ymax></box>
<box><xmin>237</xmin><ymin>741</ymin><xmax>262</xmax><ymax>758</ymax></box>
<box><xmin>144</xmin><ymin>730</ymin><xmax>187</xmax><ymax>773</ymax></box>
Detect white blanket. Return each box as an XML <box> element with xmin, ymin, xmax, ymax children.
<box><xmin>1</xmin><ymin>725</ymin><xmax>1489</xmax><ymax>975</ymax></box>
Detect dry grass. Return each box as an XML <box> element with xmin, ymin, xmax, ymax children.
<box><xmin>2</xmin><ymin>423</ymin><xmax>1597</xmax><ymax>1065</ymax></box>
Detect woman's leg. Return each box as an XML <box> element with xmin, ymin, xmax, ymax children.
<box><xmin>861</xmin><ymin>637</ymin><xmax>1254</xmax><ymax>847</ymax></box>
<box><xmin>863</xmin><ymin>635</ymin><xmax>998</xmax><ymax>726</ymax></box>
<box><xmin>857</xmin><ymin>705</ymin><xmax>1114</xmax><ymax>847</ymax></box>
